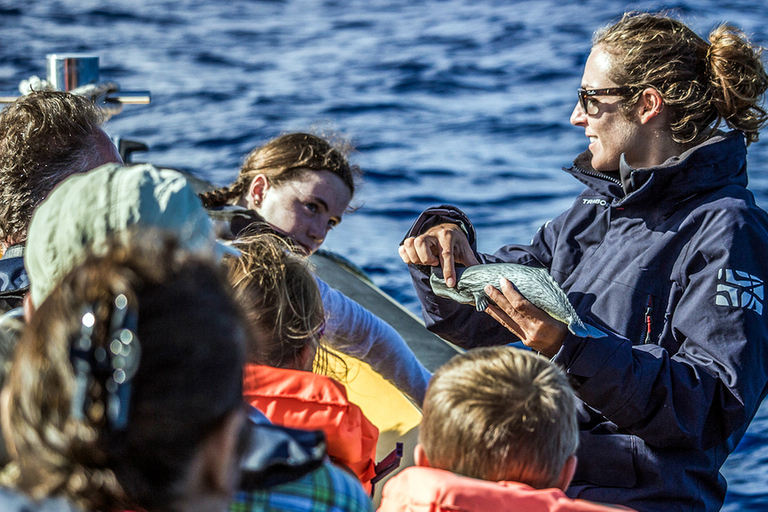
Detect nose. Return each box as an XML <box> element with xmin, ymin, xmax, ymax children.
<box><xmin>307</xmin><ymin>217</ymin><xmax>328</xmax><ymax>244</ymax></box>
<box><xmin>570</xmin><ymin>101</ymin><xmax>587</xmax><ymax>127</ymax></box>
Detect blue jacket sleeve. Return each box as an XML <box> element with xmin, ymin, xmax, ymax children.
<box><xmin>554</xmin><ymin>202</ymin><xmax>768</xmax><ymax>450</ymax></box>
<box><xmin>402</xmin><ymin>205</ymin><xmax>563</xmax><ymax>349</ymax></box>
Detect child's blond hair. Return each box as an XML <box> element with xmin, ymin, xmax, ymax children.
<box><xmin>420</xmin><ymin>347</ymin><xmax>579</xmax><ymax>488</ymax></box>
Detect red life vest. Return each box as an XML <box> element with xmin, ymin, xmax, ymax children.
<box><xmin>378</xmin><ymin>467</ymin><xmax>634</xmax><ymax>512</ymax></box>
<box><xmin>243</xmin><ymin>364</ymin><xmax>378</xmax><ymax>491</ymax></box>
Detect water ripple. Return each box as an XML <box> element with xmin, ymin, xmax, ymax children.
<box><xmin>4</xmin><ymin>3</ymin><xmax>767</xmax><ymax>507</ymax></box>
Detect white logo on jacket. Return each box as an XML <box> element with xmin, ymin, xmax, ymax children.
<box><xmin>716</xmin><ymin>269</ymin><xmax>764</xmax><ymax>315</ymax></box>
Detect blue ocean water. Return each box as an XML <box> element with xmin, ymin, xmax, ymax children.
<box><xmin>1</xmin><ymin>0</ymin><xmax>767</xmax><ymax>509</ymax></box>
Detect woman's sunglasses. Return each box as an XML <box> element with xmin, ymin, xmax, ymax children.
<box><xmin>577</xmin><ymin>87</ymin><xmax>635</xmax><ymax>115</ymax></box>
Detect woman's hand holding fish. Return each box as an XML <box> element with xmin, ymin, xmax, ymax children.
<box><xmin>483</xmin><ymin>278</ymin><xmax>567</xmax><ymax>357</ymax></box>
<box><xmin>399</xmin><ymin>223</ymin><xmax>479</xmax><ymax>288</ymax></box>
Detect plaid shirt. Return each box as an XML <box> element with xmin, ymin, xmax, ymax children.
<box><xmin>230</xmin><ymin>460</ymin><xmax>372</xmax><ymax>512</ymax></box>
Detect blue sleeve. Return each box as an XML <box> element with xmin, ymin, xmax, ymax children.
<box><xmin>402</xmin><ymin>204</ymin><xmax>564</xmax><ymax>349</ymax></box>
<box><xmin>554</xmin><ymin>203</ymin><xmax>768</xmax><ymax>449</ymax></box>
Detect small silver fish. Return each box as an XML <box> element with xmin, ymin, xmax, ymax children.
<box><xmin>430</xmin><ymin>263</ymin><xmax>607</xmax><ymax>339</ymax></box>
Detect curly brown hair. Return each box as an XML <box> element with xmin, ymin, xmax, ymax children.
<box><xmin>199</xmin><ymin>132</ymin><xmax>361</xmax><ymax>208</ymax></box>
<box><xmin>595</xmin><ymin>12</ymin><xmax>768</xmax><ymax>145</ymax></box>
<box><xmin>0</xmin><ymin>91</ymin><xmax>108</xmax><ymax>245</ymax></box>
<box><xmin>4</xmin><ymin>233</ymin><xmax>246</xmax><ymax>512</ymax></box>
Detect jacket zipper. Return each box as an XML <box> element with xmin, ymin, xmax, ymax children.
<box><xmin>642</xmin><ymin>295</ymin><xmax>653</xmax><ymax>344</ymax></box>
<box><xmin>576</xmin><ymin>166</ymin><xmax>623</xmax><ymax>186</ymax></box>
<box><xmin>575</xmin><ymin>165</ymin><xmax>652</xmax><ymax>344</ymax></box>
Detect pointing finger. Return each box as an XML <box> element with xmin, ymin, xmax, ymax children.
<box><xmin>440</xmin><ymin>246</ymin><xmax>457</xmax><ymax>288</ymax></box>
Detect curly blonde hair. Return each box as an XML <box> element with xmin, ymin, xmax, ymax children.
<box><xmin>595</xmin><ymin>12</ymin><xmax>768</xmax><ymax>145</ymax></box>
<box><xmin>0</xmin><ymin>91</ymin><xmax>105</xmax><ymax>245</ymax></box>
<box><xmin>225</xmin><ymin>232</ymin><xmax>331</xmax><ymax>372</ymax></box>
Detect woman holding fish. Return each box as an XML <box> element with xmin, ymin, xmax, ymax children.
<box><xmin>400</xmin><ymin>12</ymin><xmax>768</xmax><ymax>512</ymax></box>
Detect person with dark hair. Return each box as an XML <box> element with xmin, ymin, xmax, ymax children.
<box><xmin>0</xmin><ymin>235</ymin><xmax>247</xmax><ymax>512</ymax></box>
<box><xmin>201</xmin><ymin>132</ymin><xmax>358</xmax><ymax>254</ymax></box>
<box><xmin>202</xmin><ymin>132</ymin><xmax>432</xmax><ymax>406</ymax></box>
<box><xmin>400</xmin><ymin>12</ymin><xmax>768</xmax><ymax>511</ymax></box>
<box><xmin>0</xmin><ymin>91</ymin><xmax>122</xmax><ymax>312</ymax></box>
<box><xmin>10</xmin><ymin>160</ymin><xmax>370</xmax><ymax>512</ymax></box>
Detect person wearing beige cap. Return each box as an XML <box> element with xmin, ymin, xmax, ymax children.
<box><xmin>22</xmin><ymin>161</ymin><xmax>236</xmax><ymax>317</ymax></box>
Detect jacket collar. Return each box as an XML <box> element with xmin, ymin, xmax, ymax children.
<box><xmin>565</xmin><ymin>131</ymin><xmax>748</xmax><ymax>207</ymax></box>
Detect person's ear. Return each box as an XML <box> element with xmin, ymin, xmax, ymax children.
<box><xmin>23</xmin><ymin>294</ymin><xmax>35</xmax><ymax>323</ymax></box>
<box><xmin>637</xmin><ymin>87</ymin><xmax>664</xmax><ymax>124</ymax></box>
<box><xmin>246</xmin><ymin>174</ymin><xmax>270</xmax><ymax>211</ymax></box>
<box><xmin>554</xmin><ymin>454</ymin><xmax>577</xmax><ymax>491</ymax></box>
<box><xmin>200</xmin><ymin>407</ymin><xmax>246</xmax><ymax>494</ymax></box>
<box><xmin>414</xmin><ymin>443</ymin><xmax>432</xmax><ymax>468</ymax></box>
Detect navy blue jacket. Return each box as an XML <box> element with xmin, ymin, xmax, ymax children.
<box><xmin>0</xmin><ymin>245</ymin><xmax>28</xmax><ymax>314</ymax></box>
<box><xmin>404</xmin><ymin>132</ymin><xmax>768</xmax><ymax>511</ymax></box>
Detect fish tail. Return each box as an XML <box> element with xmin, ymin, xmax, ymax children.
<box><xmin>569</xmin><ymin>320</ymin><xmax>608</xmax><ymax>339</ymax></box>
<box><xmin>475</xmin><ymin>293</ymin><xmax>490</xmax><ymax>311</ymax></box>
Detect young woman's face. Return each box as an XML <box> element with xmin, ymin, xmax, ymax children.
<box><xmin>247</xmin><ymin>170</ymin><xmax>352</xmax><ymax>254</ymax></box>
<box><xmin>570</xmin><ymin>46</ymin><xmax>645</xmax><ymax>172</ymax></box>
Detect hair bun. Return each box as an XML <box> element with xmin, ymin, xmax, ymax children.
<box><xmin>707</xmin><ymin>24</ymin><xmax>768</xmax><ymax>142</ymax></box>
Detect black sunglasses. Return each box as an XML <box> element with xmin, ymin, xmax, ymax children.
<box><xmin>577</xmin><ymin>87</ymin><xmax>635</xmax><ymax>115</ymax></box>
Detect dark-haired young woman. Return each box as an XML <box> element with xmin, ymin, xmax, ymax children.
<box><xmin>202</xmin><ymin>132</ymin><xmax>432</xmax><ymax>406</ymax></box>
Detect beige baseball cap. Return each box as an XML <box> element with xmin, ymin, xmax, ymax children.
<box><xmin>25</xmin><ymin>162</ymin><xmax>238</xmax><ymax>306</ymax></box>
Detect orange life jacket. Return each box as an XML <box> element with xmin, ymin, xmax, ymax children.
<box><xmin>243</xmin><ymin>364</ymin><xmax>378</xmax><ymax>491</ymax></box>
<box><xmin>378</xmin><ymin>467</ymin><xmax>634</xmax><ymax>512</ymax></box>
